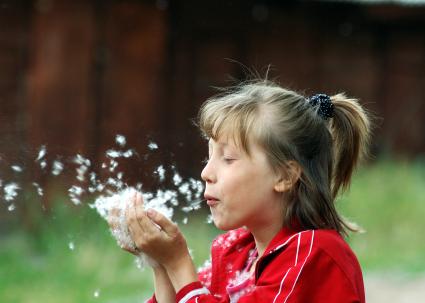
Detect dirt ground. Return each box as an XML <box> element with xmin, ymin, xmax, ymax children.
<box><xmin>365</xmin><ymin>273</ymin><xmax>425</xmax><ymax>303</ymax></box>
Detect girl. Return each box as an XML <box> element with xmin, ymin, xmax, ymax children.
<box><xmin>120</xmin><ymin>80</ymin><xmax>371</xmax><ymax>303</ymax></box>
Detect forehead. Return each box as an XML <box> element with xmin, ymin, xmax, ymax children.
<box><xmin>201</xmin><ymin>104</ymin><xmax>263</xmax><ymax>157</ymax></box>
<box><xmin>207</xmin><ymin>132</ymin><xmax>254</xmax><ymax>155</ymax></box>
<box><xmin>208</xmin><ymin>137</ymin><xmax>235</xmax><ymax>150</ymax></box>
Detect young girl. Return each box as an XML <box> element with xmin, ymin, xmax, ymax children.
<box><xmin>119</xmin><ymin>80</ymin><xmax>371</xmax><ymax>303</ymax></box>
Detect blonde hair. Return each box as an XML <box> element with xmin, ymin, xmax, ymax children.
<box><xmin>198</xmin><ymin>80</ymin><xmax>371</xmax><ymax>235</ymax></box>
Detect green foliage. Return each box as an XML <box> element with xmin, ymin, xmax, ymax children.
<box><xmin>0</xmin><ymin>158</ymin><xmax>424</xmax><ymax>302</ymax></box>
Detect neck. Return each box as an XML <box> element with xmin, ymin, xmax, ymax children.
<box><xmin>248</xmin><ymin>194</ymin><xmax>287</xmax><ymax>256</ymax></box>
<box><xmin>249</xmin><ymin>221</ymin><xmax>283</xmax><ymax>257</ymax></box>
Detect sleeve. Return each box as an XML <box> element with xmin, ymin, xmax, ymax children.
<box><xmin>145</xmin><ymin>258</ymin><xmax>214</xmax><ymax>303</ymax></box>
<box><xmin>173</xmin><ymin>258</ymin><xmax>219</xmax><ymax>303</ymax></box>
<box><xmin>176</xmin><ymin>281</ymin><xmax>215</xmax><ymax>303</ymax></box>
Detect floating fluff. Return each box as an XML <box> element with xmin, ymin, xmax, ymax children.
<box><xmin>106</xmin><ymin>149</ymin><xmax>121</xmax><ymax>158</ymax></box>
<box><xmin>51</xmin><ymin>160</ymin><xmax>64</xmax><ymax>176</ymax></box>
<box><xmin>115</xmin><ymin>134</ymin><xmax>126</xmax><ymax>147</ymax></box>
<box><xmin>148</xmin><ymin>141</ymin><xmax>158</xmax><ymax>150</ymax></box>
<box><xmin>68</xmin><ymin>185</ymin><xmax>84</xmax><ymax>205</ymax></box>
<box><xmin>11</xmin><ymin>165</ymin><xmax>23</xmax><ymax>173</ymax></box>
<box><xmin>1</xmin><ymin>135</ymin><xmax>206</xmax><ymax>270</ymax></box>
<box><xmin>36</xmin><ymin>145</ymin><xmax>47</xmax><ymax>161</ymax></box>
<box><xmin>32</xmin><ymin>182</ymin><xmax>44</xmax><ymax>196</ymax></box>
<box><xmin>4</xmin><ymin>182</ymin><xmax>20</xmax><ymax>201</ymax></box>
<box><xmin>155</xmin><ymin>165</ymin><xmax>166</xmax><ymax>182</ymax></box>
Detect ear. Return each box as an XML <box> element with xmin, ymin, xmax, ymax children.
<box><xmin>274</xmin><ymin>161</ymin><xmax>302</xmax><ymax>193</ymax></box>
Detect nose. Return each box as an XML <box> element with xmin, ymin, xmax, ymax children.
<box><xmin>201</xmin><ymin>159</ymin><xmax>216</xmax><ymax>183</ymax></box>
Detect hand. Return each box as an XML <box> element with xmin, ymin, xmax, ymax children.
<box><xmin>127</xmin><ymin>192</ymin><xmax>199</xmax><ymax>291</ymax></box>
<box><xmin>107</xmin><ymin>205</ymin><xmax>139</xmax><ymax>255</ymax></box>
<box><xmin>125</xmin><ymin>192</ymin><xmax>191</xmax><ymax>270</ymax></box>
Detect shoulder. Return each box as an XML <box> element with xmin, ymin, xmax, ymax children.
<box><xmin>311</xmin><ymin>229</ymin><xmax>349</xmax><ymax>250</ymax></box>
<box><xmin>309</xmin><ymin>229</ymin><xmax>361</xmax><ymax>273</ymax></box>
<box><xmin>278</xmin><ymin>229</ymin><xmax>364</xmax><ymax>299</ymax></box>
<box><xmin>260</xmin><ymin>229</ymin><xmax>364</xmax><ymax>302</ymax></box>
<box><xmin>277</xmin><ymin>229</ymin><xmax>358</xmax><ymax>262</ymax></box>
<box><xmin>279</xmin><ymin>229</ymin><xmax>361</xmax><ymax>274</ymax></box>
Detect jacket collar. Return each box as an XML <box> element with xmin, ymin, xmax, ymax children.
<box><xmin>254</xmin><ymin>226</ymin><xmax>305</xmax><ymax>281</ymax></box>
<box><xmin>262</xmin><ymin>226</ymin><xmax>302</xmax><ymax>256</ymax></box>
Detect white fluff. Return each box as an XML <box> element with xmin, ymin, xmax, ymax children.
<box><xmin>91</xmin><ymin>187</ymin><xmax>175</xmax><ymax>268</ymax></box>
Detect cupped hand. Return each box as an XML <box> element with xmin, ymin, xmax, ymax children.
<box><xmin>126</xmin><ymin>192</ymin><xmax>191</xmax><ymax>270</ymax></box>
<box><xmin>107</xmin><ymin>203</ymin><xmax>139</xmax><ymax>255</ymax></box>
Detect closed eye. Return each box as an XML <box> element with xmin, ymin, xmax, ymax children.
<box><xmin>223</xmin><ymin>157</ymin><xmax>236</xmax><ymax>164</ymax></box>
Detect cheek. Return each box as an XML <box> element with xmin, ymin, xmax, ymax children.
<box><xmin>229</xmin><ymin>174</ymin><xmax>276</xmax><ymax>211</ymax></box>
<box><xmin>219</xmin><ymin>165</ymin><xmax>275</xmax><ymax>206</ymax></box>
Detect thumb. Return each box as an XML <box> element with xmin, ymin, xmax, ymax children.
<box><xmin>146</xmin><ymin>209</ymin><xmax>178</xmax><ymax>236</ymax></box>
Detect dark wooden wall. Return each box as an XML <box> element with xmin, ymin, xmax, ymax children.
<box><xmin>167</xmin><ymin>1</ymin><xmax>425</xmax><ymax>156</ymax></box>
<box><xmin>0</xmin><ymin>0</ymin><xmax>425</xmax><ymax>195</ymax></box>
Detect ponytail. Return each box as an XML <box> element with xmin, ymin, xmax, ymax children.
<box><xmin>329</xmin><ymin>94</ymin><xmax>371</xmax><ymax>199</ymax></box>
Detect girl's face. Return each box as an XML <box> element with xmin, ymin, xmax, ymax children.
<box><xmin>201</xmin><ymin>135</ymin><xmax>285</xmax><ymax>232</ymax></box>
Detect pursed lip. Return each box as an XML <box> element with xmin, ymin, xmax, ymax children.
<box><xmin>204</xmin><ymin>194</ymin><xmax>219</xmax><ymax>206</ymax></box>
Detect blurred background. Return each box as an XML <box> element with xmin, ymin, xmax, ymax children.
<box><xmin>0</xmin><ymin>0</ymin><xmax>424</xmax><ymax>302</ymax></box>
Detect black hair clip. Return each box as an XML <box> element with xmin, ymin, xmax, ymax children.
<box><xmin>308</xmin><ymin>94</ymin><xmax>334</xmax><ymax>120</ymax></box>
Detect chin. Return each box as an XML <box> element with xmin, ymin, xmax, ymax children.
<box><xmin>213</xmin><ymin>219</ymin><xmax>227</xmax><ymax>230</ymax></box>
<box><xmin>214</xmin><ymin>219</ymin><xmax>240</xmax><ymax>231</ymax></box>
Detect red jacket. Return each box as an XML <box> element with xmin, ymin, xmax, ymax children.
<box><xmin>150</xmin><ymin>227</ymin><xmax>365</xmax><ymax>303</ymax></box>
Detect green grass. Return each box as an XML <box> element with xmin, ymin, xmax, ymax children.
<box><xmin>0</xmin><ymin>158</ymin><xmax>424</xmax><ymax>302</ymax></box>
<box><xmin>0</xmin><ymin>210</ymin><xmax>153</xmax><ymax>303</ymax></box>
<box><xmin>339</xmin><ymin>158</ymin><xmax>425</xmax><ymax>273</ymax></box>
<box><xmin>0</xmin><ymin>199</ymin><xmax>220</xmax><ymax>303</ymax></box>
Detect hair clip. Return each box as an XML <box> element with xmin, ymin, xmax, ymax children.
<box><xmin>308</xmin><ymin>94</ymin><xmax>334</xmax><ymax>120</ymax></box>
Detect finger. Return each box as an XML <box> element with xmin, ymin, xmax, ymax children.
<box><xmin>134</xmin><ymin>191</ymin><xmax>144</xmax><ymax>212</ymax></box>
<box><xmin>123</xmin><ymin>246</ymin><xmax>139</xmax><ymax>256</ymax></box>
<box><xmin>146</xmin><ymin>209</ymin><xmax>178</xmax><ymax>236</ymax></box>
<box><xmin>134</xmin><ymin>192</ymin><xmax>159</xmax><ymax>234</ymax></box>
<box><xmin>126</xmin><ymin>194</ymin><xmax>143</xmax><ymax>236</ymax></box>
<box><xmin>136</xmin><ymin>191</ymin><xmax>145</xmax><ymax>207</ymax></box>
<box><xmin>132</xmin><ymin>192</ymin><xmax>146</xmax><ymax>232</ymax></box>
<box><xmin>125</xmin><ymin>196</ymin><xmax>131</xmax><ymax>227</ymax></box>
